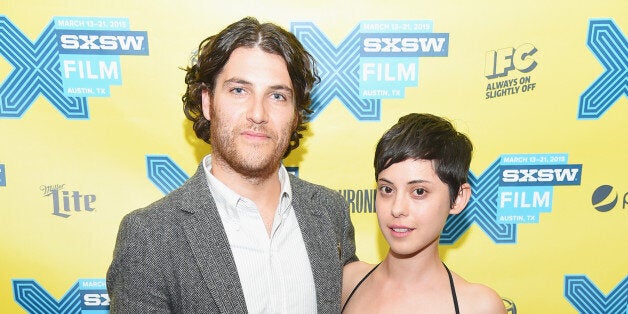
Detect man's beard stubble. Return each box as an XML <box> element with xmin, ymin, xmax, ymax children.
<box><xmin>210</xmin><ymin>122</ymin><xmax>290</xmax><ymax>181</ymax></box>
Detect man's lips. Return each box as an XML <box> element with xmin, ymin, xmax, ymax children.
<box><xmin>242</xmin><ymin>130</ymin><xmax>270</xmax><ymax>140</ymax></box>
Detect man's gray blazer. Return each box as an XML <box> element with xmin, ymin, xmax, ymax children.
<box><xmin>106</xmin><ymin>164</ymin><xmax>357</xmax><ymax>313</ymax></box>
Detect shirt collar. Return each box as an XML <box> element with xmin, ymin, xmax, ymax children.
<box><xmin>202</xmin><ymin>155</ymin><xmax>292</xmax><ymax>218</ymax></box>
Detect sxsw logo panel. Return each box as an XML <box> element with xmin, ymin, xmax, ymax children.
<box><xmin>13</xmin><ymin>278</ymin><xmax>109</xmax><ymax>313</ymax></box>
<box><xmin>441</xmin><ymin>153</ymin><xmax>582</xmax><ymax>245</ymax></box>
<box><xmin>291</xmin><ymin>20</ymin><xmax>449</xmax><ymax>121</ymax></box>
<box><xmin>0</xmin><ymin>16</ymin><xmax>149</xmax><ymax>119</ymax></box>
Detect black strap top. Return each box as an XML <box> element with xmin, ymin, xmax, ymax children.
<box><xmin>341</xmin><ymin>262</ymin><xmax>460</xmax><ymax>313</ymax></box>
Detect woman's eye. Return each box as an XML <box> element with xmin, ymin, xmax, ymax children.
<box><xmin>413</xmin><ymin>188</ymin><xmax>426</xmax><ymax>196</ymax></box>
<box><xmin>379</xmin><ymin>186</ymin><xmax>393</xmax><ymax>194</ymax></box>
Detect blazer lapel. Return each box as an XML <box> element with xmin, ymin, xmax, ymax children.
<box><xmin>291</xmin><ymin>176</ymin><xmax>342</xmax><ymax>313</ymax></box>
<box><xmin>180</xmin><ymin>165</ymin><xmax>248</xmax><ymax>313</ymax></box>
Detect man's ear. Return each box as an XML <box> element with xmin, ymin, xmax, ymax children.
<box><xmin>449</xmin><ymin>183</ymin><xmax>471</xmax><ymax>215</ymax></box>
<box><xmin>201</xmin><ymin>89</ymin><xmax>211</xmax><ymax>121</ymax></box>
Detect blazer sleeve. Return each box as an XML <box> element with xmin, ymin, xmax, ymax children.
<box><xmin>106</xmin><ymin>212</ymin><xmax>173</xmax><ymax>313</ymax></box>
<box><xmin>338</xmin><ymin>194</ymin><xmax>358</xmax><ymax>265</ymax></box>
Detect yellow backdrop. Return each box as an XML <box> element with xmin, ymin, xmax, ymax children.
<box><xmin>1</xmin><ymin>1</ymin><xmax>626</xmax><ymax>313</ymax></box>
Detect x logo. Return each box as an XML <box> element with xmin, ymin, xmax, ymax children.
<box><xmin>146</xmin><ymin>155</ymin><xmax>189</xmax><ymax>194</ymax></box>
<box><xmin>0</xmin><ymin>16</ymin><xmax>89</xmax><ymax>118</ymax></box>
<box><xmin>441</xmin><ymin>159</ymin><xmax>518</xmax><ymax>244</ymax></box>
<box><xmin>13</xmin><ymin>280</ymin><xmax>81</xmax><ymax>314</ymax></box>
<box><xmin>291</xmin><ymin>22</ymin><xmax>382</xmax><ymax>121</ymax></box>
<box><xmin>565</xmin><ymin>275</ymin><xmax>628</xmax><ymax>313</ymax></box>
<box><xmin>579</xmin><ymin>19</ymin><xmax>627</xmax><ymax>119</ymax></box>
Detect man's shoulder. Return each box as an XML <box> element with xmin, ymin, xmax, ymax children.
<box><xmin>125</xmin><ymin>170</ymin><xmax>208</xmax><ymax>221</ymax></box>
<box><xmin>121</xmin><ymin>191</ymin><xmax>184</xmax><ymax>226</ymax></box>
<box><xmin>289</xmin><ymin>174</ymin><xmax>342</xmax><ymax>198</ymax></box>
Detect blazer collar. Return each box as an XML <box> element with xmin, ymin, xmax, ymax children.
<box><xmin>290</xmin><ymin>175</ymin><xmax>342</xmax><ymax>312</ymax></box>
<box><xmin>179</xmin><ymin>166</ymin><xmax>340</xmax><ymax>313</ymax></box>
<box><xmin>180</xmin><ymin>164</ymin><xmax>247</xmax><ymax>313</ymax></box>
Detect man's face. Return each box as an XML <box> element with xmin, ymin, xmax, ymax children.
<box><xmin>202</xmin><ymin>46</ymin><xmax>297</xmax><ymax>179</ymax></box>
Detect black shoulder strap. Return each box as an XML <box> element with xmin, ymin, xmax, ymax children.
<box><xmin>443</xmin><ymin>263</ymin><xmax>460</xmax><ymax>314</ymax></box>
<box><xmin>341</xmin><ymin>263</ymin><xmax>381</xmax><ymax>313</ymax></box>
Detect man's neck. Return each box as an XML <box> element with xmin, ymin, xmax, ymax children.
<box><xmin>210</xmin><ymin>156</ymin><xmax>283</xmax><ymax>235</ymax></box>
<box><xmin>211</xmin><ymin>161</ymin><xmax>281</xmax><ymax>200</ymax></box>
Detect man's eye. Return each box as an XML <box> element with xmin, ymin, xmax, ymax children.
<box><xmin>231</xmin><ymin>87</ymin><xmax>245</xmax><ymax>94</ymax></box>
<box><xmin>271</xmin><ymin>93</ymin><xmax>286</xmax><ymax>101</ymax></box>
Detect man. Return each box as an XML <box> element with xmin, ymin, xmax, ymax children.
<box><xmin>107</xmin><ymin>17</ymin><xmax>357</xmax><ymax>313</ymax></box>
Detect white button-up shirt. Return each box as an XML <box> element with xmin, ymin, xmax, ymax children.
<box><xmin>202</xmin><ymin>155</ymin><xmax>317</xmax><ymax>313</ymax></box>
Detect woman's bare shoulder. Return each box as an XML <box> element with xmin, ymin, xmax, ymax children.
<box><xmin>344</xmin><ymin>260</ymin><xmax>375</xmax><ymax>275</ymax></box>
<box><xmin>342</xmin><ymin>261</ymin><xmax>378</xmax><ymax>304</ymax></box>
<box><xmin>453</xmin><ymin>273</ymin><xmax>507</xmax><ymax>314</ymax></box>
<box><xmin>343</xmin><ymin>261</ymin><xmax>377</xmax><ymax>287</ymax></box>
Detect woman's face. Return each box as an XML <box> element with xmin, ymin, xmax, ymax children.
<box><xmin>376</xmin><ymin>158</ymin><xmax>468</xmax><ymax>256</ymax></box>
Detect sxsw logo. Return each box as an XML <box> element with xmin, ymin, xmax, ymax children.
<box><xmin>0</xmin><ymin>16</ymin><xmax>149</xmax><ymax>119</ymax></box>
<box><xmin>441</xmin><ymin>153</ymin><xmax>582</xmax><ymax>245</ymax></box>
<box><xmin>592</xmin><ymin>184</ymin><xmax>627</xmax><ymax>212</ymax></box>
<box><xmin>58</xmin><ymin>30</ymin><xmax>147</xmax><ymax>55</ymax></box>
<box><xmin>496</xmin><ymin>154</ymin><xmax>581</xmax><ymax>226</ymax></box>
<box><xmin>500</xmin><ymin>164</ymin><xmax>581</xmax><ymax>186</ymax></box>
<box><xmin>578</xmin><ymin>18</ymin><xmax>627</xmax><ymax>119</ymax></box>
<box><xmin>291</xmin><ymin>20</ymin><xmax>449</xmax><ymax>121</ymax></box>
<box><xmin>13</xmin><ymin>278</ymin><xmax>109</xmax><ymax>313</ymax></box>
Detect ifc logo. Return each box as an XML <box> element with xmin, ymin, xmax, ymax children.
<box><xmin>591</xmin><ymin>185</ymin><xmax>618</xmax><ymax>212</ymax></box>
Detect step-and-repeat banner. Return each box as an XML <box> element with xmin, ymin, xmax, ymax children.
<box><xmin>1</xmin><ymin>1</ymin><xmax>626</xmax><ymax>313</ymax></box>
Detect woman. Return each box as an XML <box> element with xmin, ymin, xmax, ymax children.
<box><xmin>342</xmin><ymin>113</ymin><xmax>506</xmax><ymax>313</ymax></box>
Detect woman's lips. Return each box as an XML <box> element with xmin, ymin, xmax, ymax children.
<box><xmin>389</xmin><ymin>225</ymin><xmax>415</xmax><ymax>237</ymax></box>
